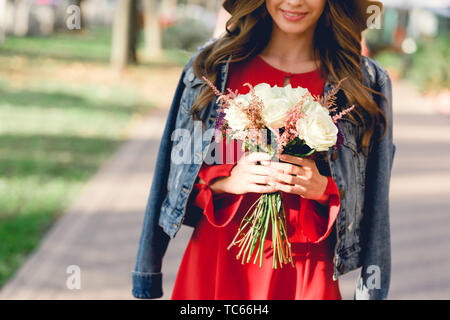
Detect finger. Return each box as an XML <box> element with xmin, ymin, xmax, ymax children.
<box><xmin>280</xmin><ymin>154</ymin><xmax>314</xmax><ymax>167</ymax></box>
<box><xmin>275</xmin><ymin>181</ymin><xmax>307</xmax><ymax>196</ymax></box>
<box><xmin>240</xmin><ymin>152</ymin><xmax>271</xmax><ymax>164</ymax></box>
<box><xmin>248</xmin><ymin>164</ymin><xmax>273</xmax><ymax>176</ymax></box>
<box><xmin>248</xmin><ymin>183</ymin><xmax>278</xmax><ymax>194</ymax></box>
<box><xmin>243</xmin><ymin>152</ymin><xmax>273</xmax><ymax>164</ymax></box>
<box><xmin>249</xmin><ymin>174</ymin><xmax>272</xmax><ymax>185</ymax></box>
<box><xmin>271</xmin><ymin>169</ymin><xmax>307</xmax><ymax>186</ymax></box>
<box><xmin>268</xmin><ymin>161</ymin><xmax>303</xmax><ymax>176</ymax></box>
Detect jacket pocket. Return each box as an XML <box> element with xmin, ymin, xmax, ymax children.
<box><xmin>338</xmin><ymin>118</ymin><xmax>358</xmax><ymax>153</ymax></box>
<box><xmin>338</xmin><ymin>118</ymin><xmax>366</xmax><ymax>187</ymax></box>
<box><xmin>336</xmin><ymin>118</ymin><xmax>365</xmax><ymax>240</ymax></box>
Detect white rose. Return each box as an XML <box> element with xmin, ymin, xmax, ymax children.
<box><xmin>282</xmin><ymin>84</ymin><xmax>312</xmax><ymax>107</ymax></box>
<box><xmin>296</xmin><ymin>101</ymin><xmax>338</xmax><ymax>151</ymax></box>
<box><xmin>224</xmin><ymin>93</ymin><xmax>252</xmax><ymax>131</ymax></box>
<box><xmin>253</xmin><ymin>82</ymin><xmax>272</xmax><ymax>96</ymax></box>
<box><xmin>262</xmin><ymin>97</ymin><xmax>292</xmax><ymax>130</ymax></box>
<box><xmin>254</xmin><ymin>83</ymin><xmax>292</xmax><ymax>130</ymax></box>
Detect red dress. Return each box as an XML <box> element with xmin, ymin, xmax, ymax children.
<box><xmin>171</xmin><ymin>55</ymin><xmax>342</xmax><ymax>300</ymax></box>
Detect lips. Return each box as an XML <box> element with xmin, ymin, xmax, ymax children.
<box><xmin>281</xmin><ymin>9</ymin><xmax>308</xmax><ymax>16</ymax></box>
<box><xmin>280</xmin><ymin>9</ymin><xmax>308</xmax><ymax>21</ymax></box>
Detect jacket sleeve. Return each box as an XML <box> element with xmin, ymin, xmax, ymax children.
<box><xmin>131</xmin><ymin>65</ymin><xmax>188</xmax><ymax>300</ymax></box>
<box><xmin>354</xmin><ymin>69</ymin><xmax>395</xmax><ymax>300</ymax></box>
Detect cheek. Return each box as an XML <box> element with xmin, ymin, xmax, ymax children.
<box><xmin>306</xmin><ymin>0</ymin><xmax>326</xmax><ymax>10</ymax></box>
<box><xmin>265</xmin><ymin>0</ymin><xmax>280</xmax><ymax>18</ymax></box>
<box><xmin>305</xmin><ymin>0</ymin><xmax>326</xmax><ymax>17</ymax></box>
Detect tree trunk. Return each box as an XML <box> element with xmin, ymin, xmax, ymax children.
<box><xmin>111</xmin><ymin>0</ymin><xmax>138</xmax><ymax>69</ymax></box>
<box><xmin>0</xmin><ymin>0</ymin><xmax>6</xmax><ymax>43</ymax></box>
<box><xmin>73</xmin><ymin>0</ymin><xmax>83</xmax><ymax>30</ymax></box>
<box><xmin>128</xmin><ymin>0</ymin><xmax>139</xmax><ymax>63</ymax></box>
<box><xmin>142</xmin><ymin>0</ymin><xmax>162</xmax><ymax>60</ymax></box>
<box><xmin>13</xmin><ymin>0</ymin><xmax>32</xmax><ymax>36</ymax></box>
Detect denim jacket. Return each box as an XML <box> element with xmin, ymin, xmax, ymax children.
<box><xmin>132</xmin><ymin>37</ymin><xmax>396</xmax><ymax>300</ymax></box>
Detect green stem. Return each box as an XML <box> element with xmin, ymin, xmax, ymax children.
<box><xmin>270</xmin><ymin>195</ymin><xmax>278</xmax><ymax>269</ymax></box>
<box><xmin>257</xmin><ymin>195</ymin><xmax>271</xmax><ymax>268</ymax></box>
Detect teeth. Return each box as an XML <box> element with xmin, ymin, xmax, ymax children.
<box><xmin>284</xmin><ymin>11</ymin><xmax>303</xmax><ymax>17</ymax></box>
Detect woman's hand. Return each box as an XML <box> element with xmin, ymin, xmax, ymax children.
<box><xmin>263</xmin><ymin>154</ymin><xmax>330</xmax><ymax>205</ymax></box>
<box><xmin>209</xmin><ymin>152</ymin><xmax>278</xmax><ymax>195</ymax></box>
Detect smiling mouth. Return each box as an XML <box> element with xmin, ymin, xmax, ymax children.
<box><xmin>280</xmin><ymin>9</ymin><xmax>308</xmax><ymax>17</ymax></box>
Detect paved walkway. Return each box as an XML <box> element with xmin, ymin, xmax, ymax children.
<box><xmin>0</xmin><ymin>108</ymin><xmax>169</xmax><ymax>300</ymax></box>
<box><xmin>0</xmin><ymin>81</ymin><xmax>449</xmax><ymax>299</ymax></box>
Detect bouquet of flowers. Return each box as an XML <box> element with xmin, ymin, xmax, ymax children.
<box><xmin>202</xmin><ymin>75</ymin><xmax>355</xmax><ymax>269</ymax></box>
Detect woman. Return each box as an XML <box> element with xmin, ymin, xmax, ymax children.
<box><xmin>132</xmin><ymin>0</ymin><xmax>395</xmax><ymax>300</ymax></box>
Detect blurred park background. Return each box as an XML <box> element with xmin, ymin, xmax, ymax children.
<box><xmin>0</xmin><ymin>0</ymin><xmax>449</xmax><ymax>300</ymax></box>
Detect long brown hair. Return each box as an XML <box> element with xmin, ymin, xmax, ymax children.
<box><xmin>190</xmin><ymin>0</ymin><xmax>387</xmax><ymax>155</ymax></box>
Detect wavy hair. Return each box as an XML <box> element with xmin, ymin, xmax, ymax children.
<box><xmin>189</xmin><ymin>0</ymin><xmax>387</xmax><ymax>155</ymax></box>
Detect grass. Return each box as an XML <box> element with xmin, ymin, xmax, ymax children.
<box><xmin>0</xmin><ymin>27</ymin><xmax>193</xmax><ymax>288</ymax></box>
<box><xmin>0</xmin><ymin>28</ymin><xmax>112</xmax><ymax>63</ymax></box>
<box><xmin>0</xmin><ymin>27</ymin><xmax>194</xmax><ymax>65</ymax></box>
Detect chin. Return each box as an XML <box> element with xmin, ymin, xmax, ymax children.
<box><xmin>274</xmin><ymin>18</ymin><xmax>312</xmax><ymax>34</ymax></box>
<box><xmin>277</xmin><ymin>23</ymin><xmax>308</xmax><ymax>35</ymax></box>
